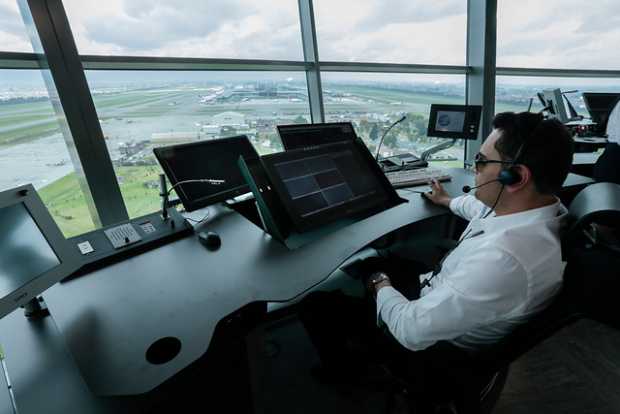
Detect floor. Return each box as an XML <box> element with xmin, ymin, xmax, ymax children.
<box><xmin>249</xmin><ymin>316</ymin><xmax>620</xmax><ymax>414</ymax></box>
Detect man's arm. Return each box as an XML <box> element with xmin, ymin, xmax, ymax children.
<box><xmin>374</xmin><ymin>249</ymin><xmax>527</xmax><ymax>351</ymax></box>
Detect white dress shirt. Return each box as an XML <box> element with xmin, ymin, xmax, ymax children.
<box><xmin>376</xmin><ymin>195</ymin><xmax>568</xmax><ymax>351</ymax></box>
<box><xmin>606</xmin><ymin>101</ymin><xmax>620</xmax><ymax>144</ymax></box>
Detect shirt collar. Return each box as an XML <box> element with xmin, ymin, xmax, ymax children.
<box><xmin>473</xmin><ymin>198</ymin><xmax>567</xmax><ymax>235</ymax></box>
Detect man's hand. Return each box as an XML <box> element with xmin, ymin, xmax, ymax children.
<box><xmin>424</xmin><ymin>178</ymin><xmax>452</xmax><ymax>207</ymax></box>
<box><xmin>366</xmin><ymin>272</ymin><xmax>392</xmax><ymax>298</ymax></box>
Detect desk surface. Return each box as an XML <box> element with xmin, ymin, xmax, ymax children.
<box><xmin>0</xmin><ymin>169</ymin><xmax>594</xmax><ymax>409</ymax></box>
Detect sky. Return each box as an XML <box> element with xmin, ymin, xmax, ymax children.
<box><xmin>1</xmin><ymin>0</ymin><xmax>620</xmax><ymax>70</ymax></box>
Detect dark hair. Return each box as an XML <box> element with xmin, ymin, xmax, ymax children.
<box><xmin>492</xmin><ymin>111</ymin><xmax>574</xmax><ymax>195</ymax></box>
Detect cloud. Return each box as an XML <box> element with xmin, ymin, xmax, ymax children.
<box><xmin>357</xmin><ymin>0</ymin><xmax>466</xmax><ymax>30</ymax></box>
<box><xmin>62</xmin><ymin>0</ymin><xmax>303</xmax><ymax>59</ymax></box>
<box><xmin>0</xmin><ymin>0</ymin><xmax>33</xmax><ymax>51</ymax></box>
<box><xmin>497</xmin><ymin>0</ymin><xmax>620</xmax><ymax>69</ymax></box>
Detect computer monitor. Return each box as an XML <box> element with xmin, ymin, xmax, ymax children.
<box><xmin>582</xmin><ymin>92</ymin><xmax>620</xmax><ymax>133</ymax></box>
<box><xmin>278</xmin><ymin>122</ymin><xmax>357</xmax><ymax>151</ymax></box>
<box><xmin>427</xmin><ymin>104</ymin><xmax>482</xmax><ymax>140</ymax></box>
<box><xmin>542</xmin><ymin>89</ymin><xmax>572</xmax><ymax>123</ymax></box>
<box><xmin>260</xmin><ymin>139</ymin><xmax>401</xmax><ymax>233</ymax></box>
<box><xmin>154</xmin><ymin>135</ymin><xmax>259</xmax><ymax>212</ymax></box>
<box><xmin>0</xmin><ymin>184</ymin><xmax>80</xmax><ymax>319</ymax></box>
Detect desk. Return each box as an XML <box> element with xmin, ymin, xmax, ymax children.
<box><xmin>0</xmin><ymin>169</ymin><xmax>593</xmax><ymax>413</ymax></box>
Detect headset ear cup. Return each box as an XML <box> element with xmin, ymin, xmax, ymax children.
<box><xmin>498</xmin><ymin>168</ymin><xmax>520</xmax><ymax>185</ymax></box>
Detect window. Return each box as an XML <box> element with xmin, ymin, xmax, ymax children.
<box><xmin>0</xmin><ymin>69</ymin><xmax>96</xmax><ymax>237</ymax></box>
<box><xmin>321</xmin><ymin>72</ymin><xmax>466</xmax><ymax>166</ymax></box>
<box><xmin>0</xmin><ymin>0</ymin><xmax>34</xmax><ymax>52</ymax></box>
<box><xmin>62</xmin><ymin>0</ymin><xmax>304</xmax><ymax>60</ymax></box>
<box><xmin>314</xmin><ymin>0</ymin><xmax>467</xmax><ymax>65</ymax></box>
<box><xmin>497</xmin><ymin>0</ymin><xmax>620</xmax><ymax>70</ymax></box>
<box><xmin>84</xmin><ymin>70</ymin><xmax>311</xmax><ymax>218</ymax></box>
<box><xmin>496</xmin><ymin>76</ymin><xmax>620</xmax><ymax>116</ymax></box>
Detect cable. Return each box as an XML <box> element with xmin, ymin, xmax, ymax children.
<box><xmin>166</xmin><ymin>178</ymin><xmax>225</xmax><ymax>196</ymax></box>
<box><xmin>375</xmin><ymin>115</ymin><xmax>407</xmax><ymax>161</ymax></box>
<box><xmin>483</xmin><ymin>185</ymin><xmax>505</xmax><ymax>219</ymax></box>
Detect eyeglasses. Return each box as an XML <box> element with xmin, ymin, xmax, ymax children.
<box><xmin>473</xmin><ymin>152</ymin><xmax>514</xmax><ymax>170</ymax></box>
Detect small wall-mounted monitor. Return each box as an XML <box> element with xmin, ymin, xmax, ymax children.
<box><xmin>427</xmin><ymin>104</ymin><xmax>482</xmax><ymax>140</ymax></box>
<box><xmin>278</xmin><ymin>122</ymin><xmax>358</xmax><ymax>151</ymax></box>
<box><xmin>0</xmin><ymin>184</ymin><xmax>80</xmax><ymax>319</ymax></box>
<box><xmin>154</xmin><ymin>135</ymin><xmax>259</xmax><ymax>212</ymax></box>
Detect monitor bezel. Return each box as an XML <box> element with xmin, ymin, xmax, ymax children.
<box><xmin>260</xmin><ymin>139</ymin><xmax>401</xmax><ymax>233</ymax></box>
<box><xmin>277</xmin><ymin>122</ymin><xmax>358</xmax><ymax>151</ymax></box>
<box><xmin>153</xmin><ymin>135</ymin><xmax>259</xmax><ymax>212</ymax></box>
<box><xmin>0</xmin><ymin>184</ymin><xmax>81</xmax><ymax>319</ymax></box>
<box><xmin>427</xmin><ymin>104</ymin><xmax>482</xmax><ymax>140</ymax></box>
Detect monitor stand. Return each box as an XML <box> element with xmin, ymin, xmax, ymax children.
<box><xmin>23</xmin><ymin>297</ymin><xmax>50</xmax><ymax>319</ymax></box>
<box><xmin>420</xmin><ymin>138</ymin><xmax>457</xmax><ymax>162</ymax></box>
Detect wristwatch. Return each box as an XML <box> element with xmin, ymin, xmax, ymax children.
<box><xmin>370</xmin><ymin>272</ymin><xmax>390</xmax><ymax>286</ymax></box>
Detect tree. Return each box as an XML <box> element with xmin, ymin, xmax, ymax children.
<box><xmin>384</xmin><ymin>134</ymin><xmax>397</xmax><ymax>149</ymax></box>
<box><xmin>293</xmin><ymin>115</ymin><xmax>309</xmax><ymax>124</ymax></box>
<box><xmin>369</xmin><ymin>124</ymin><xmax>380</xmax><ymax>141</ymax></box>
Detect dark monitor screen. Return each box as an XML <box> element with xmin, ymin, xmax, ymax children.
<box><xmin>427</xmin><ymin>104</ymin><xmax>482</xmax><ymax>140</ymax></box>
<box><xmin>278</xmin><ymin>122</ymin><xmax>357</xmax><ymax>150</ymax></box>
<box><xmin>0</xmin><ymin>184</ymin><xmax>80</xmax><ymax>319</ymax></box>
<box><xmin>154</xmin><ymin>136</ymin><xmax>259</xmax><ymax>212</ymax></box>
<box><xmin>261</xmin><ymin>140</ymin><xmax>394</xmax><ymax>232</ymax></box>
<box><xmin>0</xmin><ymin>203</ymin><xmax>60</xmax><ymax>299</ymax></box>
<box><xmin>582</xmin><ymin>92</ymin><xmax>620</xmax><ymax>133</ymax></box>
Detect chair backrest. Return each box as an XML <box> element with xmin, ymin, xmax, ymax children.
<box><xmin>473</xmin><ymin>182</ymin><xmax>620</xmax><ymax>373</ymax></box>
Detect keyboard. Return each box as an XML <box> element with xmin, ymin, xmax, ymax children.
<box><xmin>385</xmin><ymin>167</ymin><xmax>452</xmax><ymax>188</ymax></box>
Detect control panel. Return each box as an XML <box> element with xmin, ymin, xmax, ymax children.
<box><xmin>64</xmin><ymin>208</ymin><xmax>193</xmax><ymax>281</ymax></box>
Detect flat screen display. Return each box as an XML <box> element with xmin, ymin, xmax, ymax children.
<box><xmin>278</xmin><ymin>122</ymin><xmax>357</xmax><ymax>150</ymax></box>
<box><xmin>154</xmin><ymin>136</ymin><xmax>259</xmax><ymax>211</ymax></box>
<box><xmin>0</xmin><ymin>203</ymin><xmax>60</xmax><ymax>299</ymax></box>
<box><xmin>427</xmin><ymin>104</ymin><xmax>482</xmax><ymax>140</ymax></box>
<box><xmin>261</xmin><ymin>140</ymin><xmax>393</xmax><ymax>232</ymax></box>
<box><xmin>435</xmin><ymin>110</ymin><xmax>466</xmax><ymax>133</ymax></box>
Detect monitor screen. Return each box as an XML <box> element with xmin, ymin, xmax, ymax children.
<box><xmin>434</xmin><ymin>110</ymin><xmax>466</xmax><ymax>133</ymax></box>
<box><xmin>154</xmin><ymin>136</ymin><xmax>259</xmax><ymax>212</ymax></box>
<box><xmin>0</xmin><ymin>203</ymin><xmax>60</xmax><ymax>299</ymax></box>
<box><xmin>426</xmin><ymin>104</ymin><xmax>482</xmax><ymax>140</ymax></box>
<box><xmin>0</xmin><ymin>184</ymin><xmax>79</xmax><ymax>319</ymax></box>
<box><xmin>278</xmin><ymin>122</ymin><xmax>357</xmax><ymax>151</ymax></box>
<box><xmin>582</xmin><ymin>92</ymin><xmax>620</xmax><ymax>133</ymax></box>
<box><xmin>261</xmin><ymin>140</ymin><xmax>395</xmax><ymax>232</ymax></box>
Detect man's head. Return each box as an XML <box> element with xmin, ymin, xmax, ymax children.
<box><xmin>473</xmin><ymin>111</ymin><xmax>574</xmax><ymax>213</ymax></box>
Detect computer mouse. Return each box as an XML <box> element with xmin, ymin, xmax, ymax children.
<box><xmin>198</xmin><ymin>231</ymin><xmax>221</xmax><ymax>251</ymax></box>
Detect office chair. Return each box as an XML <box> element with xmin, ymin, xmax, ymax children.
<box><xmin>384</xmin><ymin>182</ymin><xmax>620</xmax><ymax>414</ymax></box>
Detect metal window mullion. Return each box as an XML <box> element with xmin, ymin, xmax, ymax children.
<box><xmin>23</xmin><ymin>0</ymin><xmax>128</xmax><ymax>226</ymax></box>
<box><xmin>465</xmin><ymin>0</ymin><xmax>497</xmax><ymax>165</ymax></box>
<box><xmin>298</xmin><ymin>0</ymin><xmax>324</xmax><ymax>123</ymax></box>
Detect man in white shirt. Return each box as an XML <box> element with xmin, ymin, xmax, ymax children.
<box><xmin>299</xmin><ymin>112</ymin><xmax>574</xmax><ymax>382</ymax></box>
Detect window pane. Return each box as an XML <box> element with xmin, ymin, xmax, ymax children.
<box><xmin>0</xmin><ymin>69</ymin><xmax>96</xmax><ymax>237</ymax></box>
<box><xmin>322</xmin><ymin>73</ymin><xmax>466</xmax><ymax>166</ymax></box>
<box><xmin>85</xmin><ymin>70</ymin><xmax>311</xmax><ymax>218</ymax></box>
<box><xmin>314</xmin><ymin>0</ymin><xmax>466</xmax><ymax>65</ymax></box>
<box><xmin>497</xmin><ymin>1</ymin><xmax>620</xmax><ymax>70</ymax></box>
<box><xmin>496</xmin><ymin>76</ymin><xmax>620</xmax><ymax>117</ymax></box>
<box><xmin>0</xmin><ymin>0</ymin><xmax>34</xmax><ymax>52</ymax></box>
<box><xmin>62</xmin><ymin>0</ymin><xmax>303</xmax><ymax>60</ymax></box>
